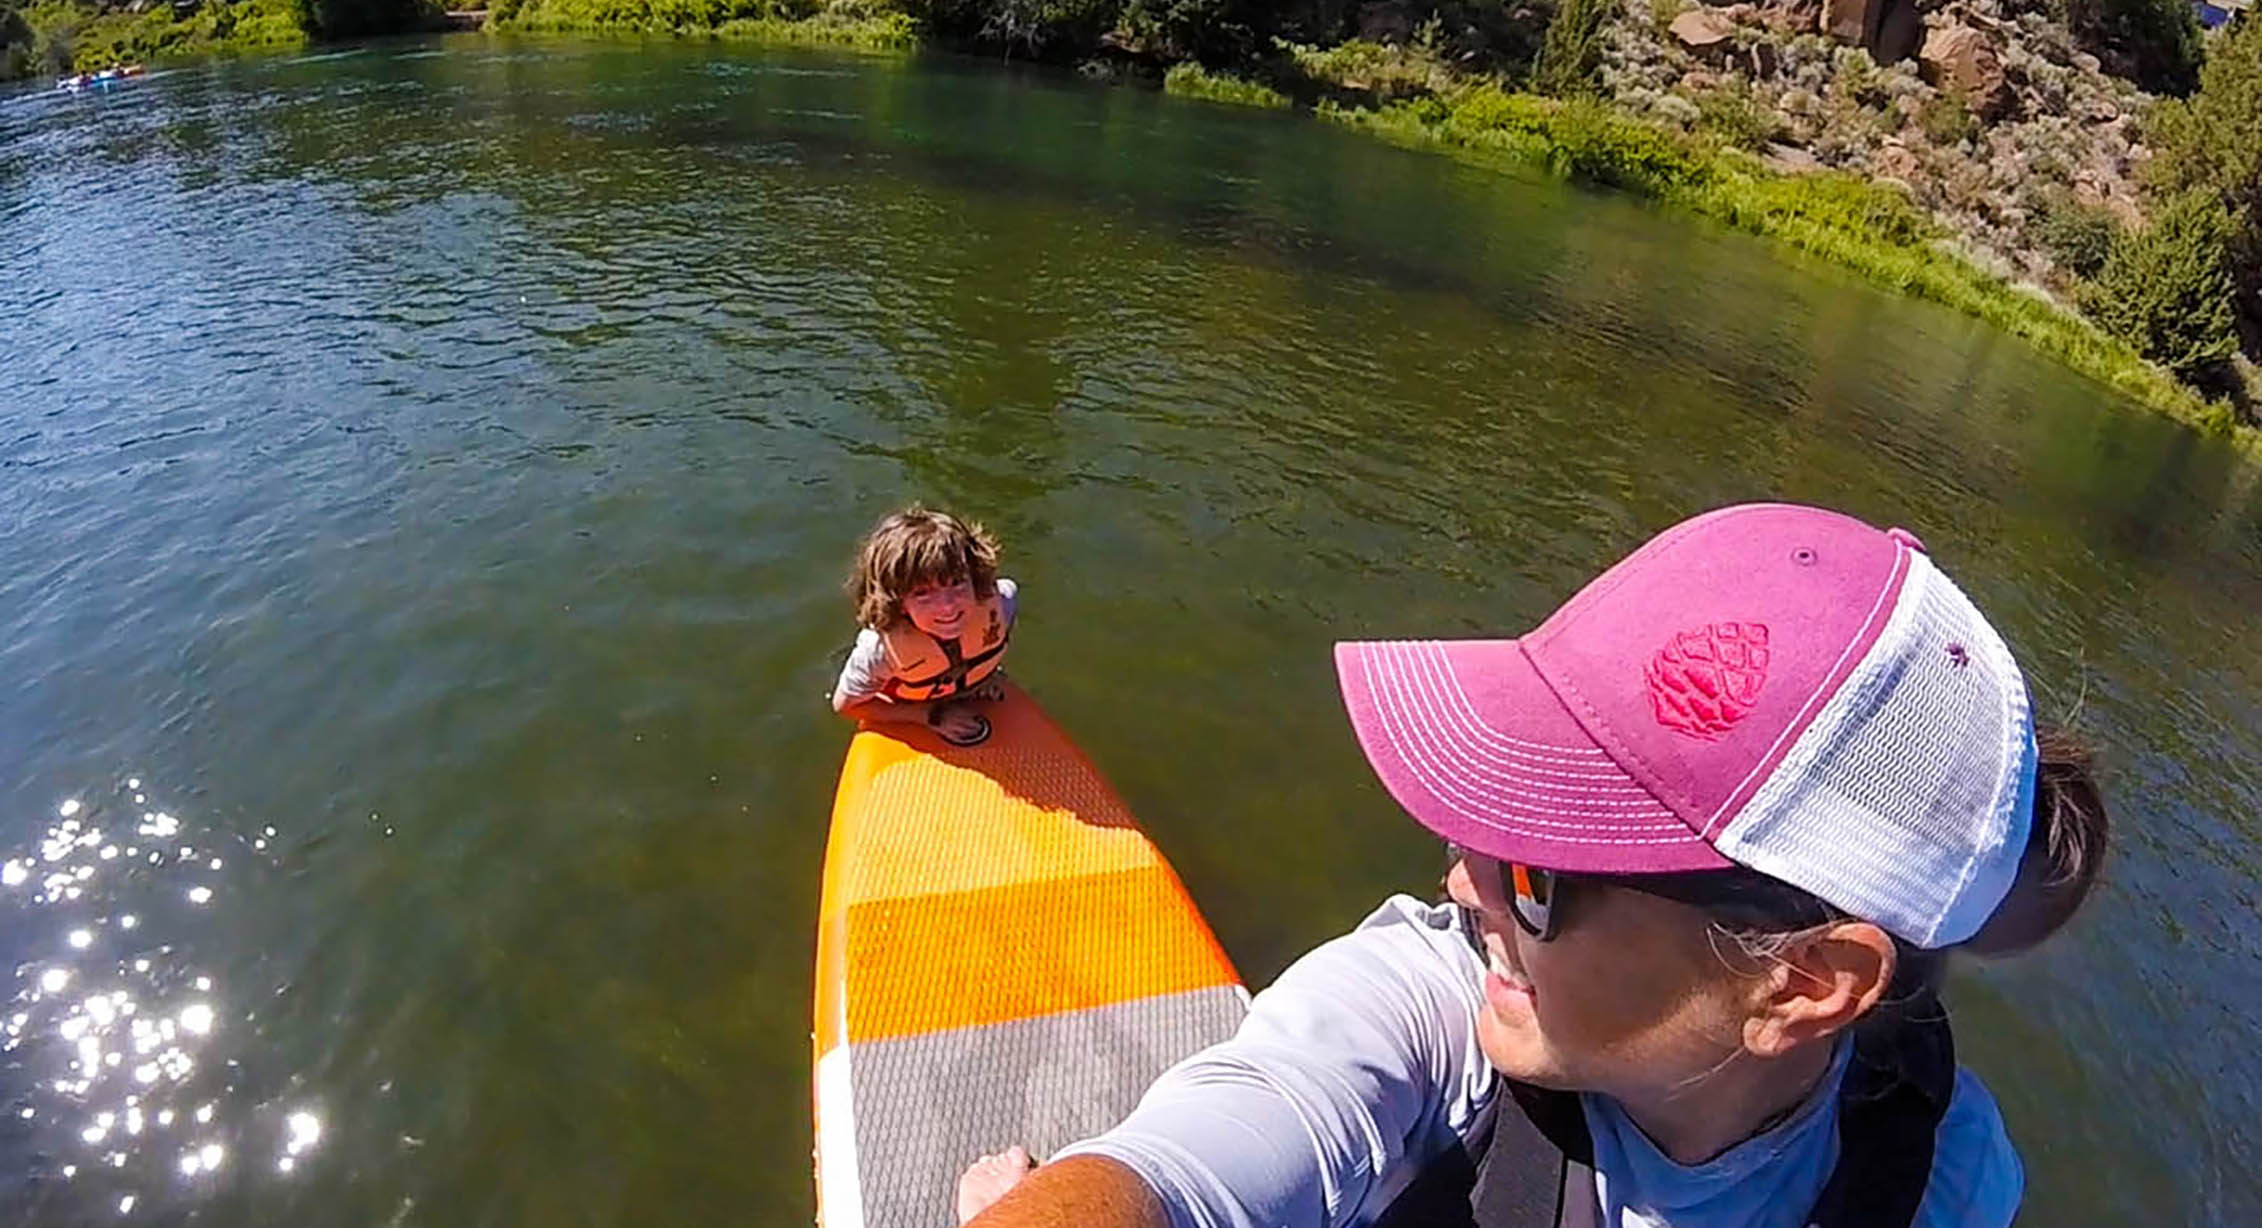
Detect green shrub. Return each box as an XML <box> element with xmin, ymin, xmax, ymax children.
<box><xmin>2032</xmin><ymin>194</ymin><xmax>2122</xmax><ymax>278</ymax></box>
<box><xmin>2058</xmin><ymin>0</ymin><xmax>2201</xmax><ymax>97</ymax></box>
<box><xmin>1711</xmin><ymin>168</ymin><xmax>1934</xmax><ymax>247</ymax></box>
<box><xmin>1441</xmin><ymin>82</ymin><xmax>1536</xmax><ymax>134</ymax></box>
<box><xmin>712</xmin><ymin>9</ymin><xmax>916</xmax><ymax>47</ymax></box>
<box><xmin>2083</xmin><ymin>188</ymin><xmax>2239</xmax><ymax>385</ymax></box>
<box><xmin>1832</xmin><ymin>47</ymin><xmax>1886</xmax><ymax>108</ymax></box>
<box><xmin>1695</xmin><ymin>82</ymin><xmax>1782</xmax><ymax>151</ymax></box>
<box><xmin>1287</xmin><ymin>36</ymin><xmax>1454</xmax><ymax>100</ymax></box>
<box><xmin>500</xmin><ymin>0</ymin><xmax>912</xmax><ymax>43</ymax></box>
<box><xmin>1915</xmin><ymin>93</ymin><xmax>1977</xmax><ymax>146</ymax></box>
<box><xmin>1529</xmin><ymin>0</ymin><xmax>1608</xmax><ymax>98</ymax></box>
<box><xmin>1117</xmin><ymin>0</ymin><xmax>1258</xmax><ymax>63</ymax></box>
<box><xmin>1530</xmin><ymin>97</ymin><xmax>1709</xmax><ymax>190</ymax></box>
<box><xmin>1163</xmin><ymin>60</ymin><xmax>1289</xmax><ymax>106</ymax></box>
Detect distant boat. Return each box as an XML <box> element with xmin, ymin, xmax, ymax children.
<box><xmin>55</xmin><ymin>64</ymin><xmax>144</xmax><ymax>92</ymax></box>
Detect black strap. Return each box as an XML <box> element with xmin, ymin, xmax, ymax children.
<box><xmin>1810</xmin><ymin>998</ymin><xmax>1956</xmax><ymax>1228</ymax></box>
<box><xmin>1371</xmin><ymin>1084</ymin><xmax>1589</xmax><ymax>1228</ymax></box>
<box><xmin>889</xmin><ymin>630</ymin><xmax>1009</xmax><ymax>697</ymax></box>
<box><xmin>1473</xmin><ymin>1084</ymin><xmax>1595</xmax><ymax>1228</ymax></box>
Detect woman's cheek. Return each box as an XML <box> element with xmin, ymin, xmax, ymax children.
<box><xmin>1527</xmin><ymin>919</ymin><xmax>1718</xmax><ymax>1067</ymax></box>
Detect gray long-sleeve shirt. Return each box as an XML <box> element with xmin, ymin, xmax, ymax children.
<box><xmin>1058</xmin><ymin>895</ymin><xmax>2022</xmax><ymax>1228</ymax></box>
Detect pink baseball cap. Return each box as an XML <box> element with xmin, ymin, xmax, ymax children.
<box><xmin>1335</xmin><ymin>503</ymin><xmax>2037</xmax><ymax>948</ymax></box>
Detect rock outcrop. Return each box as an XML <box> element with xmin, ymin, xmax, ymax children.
<box><xmin>1920</xmin><ymin>24</ymin><xmax>2015</xmax><ymax>119</ymax></box>
<box><xmin>1670</xmin><ymin>8</ymin><xmax>1737</xmax><ymax>54</ymax></box>
<box><xmin>1598</xmin><ymin>0</ymin><xmax>2157</xmax><ymax>285</ymax></box>
<box><xmin>1821</xmin><ymin>0</ymin><xmax>1920</xmax><ymax>62</ymax></box>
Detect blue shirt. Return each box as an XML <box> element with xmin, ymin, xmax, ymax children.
<box><xmin>1059</xmin><ymin>896</ymin><xmax>2023</xmax><ymax>1228</ymax></box>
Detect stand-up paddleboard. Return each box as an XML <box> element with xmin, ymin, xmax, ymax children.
<box><xmin>814</xmin><ymin>682</ymin><xmax>1248</xmax><ymax>1228</ymax></box>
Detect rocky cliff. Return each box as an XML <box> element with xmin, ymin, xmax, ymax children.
<box><xmin>1605</xmin><ymin>0</ymin><xmax>2157</xmax><ymax>288</ymax></box>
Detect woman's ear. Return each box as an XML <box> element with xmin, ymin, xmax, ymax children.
<box><xmin>1741</xmin><ymin>921</ymin><xmax>1896</xmax><ymax>1059</ymax></box>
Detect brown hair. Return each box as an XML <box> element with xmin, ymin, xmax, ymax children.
<box><xmin>1960</xmin><ymin>724</ymin><xmax>2111</xmax><ymax>957</ymax></box>
<box><xmin>847</xmin><ymin>505</ymin><xmax>1000</xmax><ymax>631</ymax></box>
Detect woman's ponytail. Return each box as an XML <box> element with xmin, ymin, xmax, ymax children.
<box><xmin>1963</xmin><ymin>724</ymin><xmax>2111</xmax><ymax>957</ymax></box>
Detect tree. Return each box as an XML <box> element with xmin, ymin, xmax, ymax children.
<box><xmin>2147</xmin><ymin>12</ymin><xmax>2262</xmax><ymax>345</ymax></box>
<box><xmin>2083</xmin><ymin>189</ymin><xmax>2239</xmax><ymax>389</ymax></box>
<box><xmin>0</xmin><ymin>3</ymin><xmax>34</xmax><ymax>81</ymax></box>
<box><xmin>1529</xmin><ymin>0</ymin><xmax>1605</xmax><ymax>97</ymax></box>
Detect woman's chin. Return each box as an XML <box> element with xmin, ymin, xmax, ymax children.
<box><xmin>1475</xmin><ymin>999</ymin><xmax>1568</xmax><ymax>1088</ymax></box>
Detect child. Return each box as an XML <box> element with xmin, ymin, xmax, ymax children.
<box><xmin>830</xmin><ymin>505</ymin><xmax>1017</xmax><ymax>747</ymax></box>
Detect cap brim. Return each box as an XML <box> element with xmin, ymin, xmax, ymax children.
<box><xmin>1334</xmin><ymin>639</ymin><xmax>1730</xmax><ymax>874</ymax></box>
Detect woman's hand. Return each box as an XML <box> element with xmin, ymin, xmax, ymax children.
<box><xmin>957</xmin><ymin>1146</ymin><xmax>1035</xmax><ymax>1223</ymax></box>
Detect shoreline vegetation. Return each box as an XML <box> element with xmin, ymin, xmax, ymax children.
<box><xmin>1171</xmin><ymin>64</ymin><xmax>2241</xmax><ymax>442</ymax></box>
<box><xmin>487</xmin><ymin>4</ymin><xmax>914</xmax><ymax>51</ymax></box>
<box><xmin>7</xmin><ymin>0</ymin><xmax>2260</xmax><ymax>452</ymax></box>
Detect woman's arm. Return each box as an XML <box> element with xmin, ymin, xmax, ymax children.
<box><xmin>967</xmin><ymin>1156</ymin><xmax>1168</xmax><ymax>1228</ymax></box>
<box><xmin>1036</xmin><ymin>897</ymin><xmax>1495</xmax><ymax>1228</ymax></box>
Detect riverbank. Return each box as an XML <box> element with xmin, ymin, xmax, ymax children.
<box><xmin>485</xmin><ymin>2</ymin><xmax>913</xmax><ymax>52</ymax></box>
<box><xmin>1167</xmin><ymin>65</ymin><xmax>2250</xmax><ymax>446</ymax></box>
<box><xmin>0</xmin><ymin>2</ymin><xmax>909</xmax><ymax>77</ymax></box>
<box><xmin>5</xmin><ymin>0</ymin><xmax>305</xmax><ymax>76</ymax></box>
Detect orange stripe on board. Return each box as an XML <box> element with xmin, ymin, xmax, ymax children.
<box><xmin>840</xmin><ymin>865</ymin><xmax>1239</xmax><ymax>1045</ymax></box>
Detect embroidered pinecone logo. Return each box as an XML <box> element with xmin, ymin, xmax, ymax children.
<box><xmin>1645</xmin><ymin>623</ymin><xmax>1771</xmax><ymax>741</ymax></box>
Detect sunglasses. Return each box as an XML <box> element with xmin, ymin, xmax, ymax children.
<box><xmin>1446</xmin><ymin>844</ymin><xmax>1840</xmax><ymax>944</ymax></box>
<box><xmin>1448</xmin><ymin>844</ymin><xmax>1566</xmax><ymax>940</ymax></box>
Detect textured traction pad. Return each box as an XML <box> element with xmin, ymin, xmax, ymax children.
<box><xmin>846</xmin><ymin>987</ymin><xmax>1249</xmax><ymax>1228</ymax></box>
<box><xmin>814</xmin><ymin>684</ymin><xmax>1246</xmax><ymax>1228</ymax></box>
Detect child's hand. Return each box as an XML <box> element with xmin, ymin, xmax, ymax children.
<box><xmin>929</xmin><ymin>704</ymin><xmax>992</xmax><ymax>746</ymax></box>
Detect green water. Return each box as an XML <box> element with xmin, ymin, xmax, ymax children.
<box><xmin>2</xmin><ymin>37</ymin><xmax>2257</xmax><ymax>1225</ymax></box>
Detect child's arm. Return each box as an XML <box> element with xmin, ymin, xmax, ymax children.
<box><xmin>834</xmin><ymin>694</ymin><xmax>934</xmax><ymax>723</ymax></box>
<box><xmin>837</xmin><ymin>694</ymin><xmax>990</xmax><ymax>743</ymax></box>
<box><xmin>830</xmin><ymin>629</ymin><xmax>894</xmax><ymax>717</ymax></box>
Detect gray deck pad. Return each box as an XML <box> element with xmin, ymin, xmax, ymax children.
<box><xmin>849</xmin><ymin>983</ymin><xmax>1248</xmax><ymax>1228</ymax></box>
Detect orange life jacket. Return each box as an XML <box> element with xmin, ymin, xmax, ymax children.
<box><xmin>875</xmin><ymin>591</ymin><xmax>1012</xmax><ymax>701</ymax></box>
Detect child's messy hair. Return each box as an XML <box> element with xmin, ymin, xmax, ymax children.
<box><xmin>849</xmin><ymin>505</ymin><xmax>1000</xmax><ymax>630</ymax></box>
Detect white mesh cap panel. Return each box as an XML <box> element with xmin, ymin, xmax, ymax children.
<box><xmin>1714</xmin><ymin>554</ymin><xmax>2037</xmax><ymax>948</ymax></box>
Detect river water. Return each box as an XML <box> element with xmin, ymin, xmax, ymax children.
<box><xmin>1</xmin><ymin>37</ymin><xmax>2256</xmax><ymax>1226</ymax></box>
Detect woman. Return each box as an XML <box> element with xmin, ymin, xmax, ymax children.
<box><xmin>959</xmin><ymin>503</ymin><xmax>2107</xmax><ymax>1228</ymax></box>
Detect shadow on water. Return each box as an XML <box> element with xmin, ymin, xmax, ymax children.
<box><xmin>1</xmin><ymin>35</ymin><xmax>2257</xmax><ymax>1228</ymax></box>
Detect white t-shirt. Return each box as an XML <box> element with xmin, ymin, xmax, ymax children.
<box><xmin>1058</xmin><ymin>895</ymin><xmax>2023</xmax><ymax>1228</ymax></box>
<box><xmin>831</xmin><ymin>577</ymin><xmax>1018</xmax><ymax>706</ymax></box>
